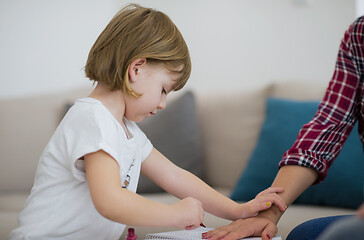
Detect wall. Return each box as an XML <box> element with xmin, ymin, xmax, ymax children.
<box><xmin>356</xmin><ymin>0</ymin><xmax>364</xmax><ymax>16</ymax></box>
<box><xmin>0</xmin><ymin>0</ymin><xmax>118</xmax><ymax>98</ymax></box>
<box><xmin>0</xmin><ymin>0</ymin><xmax>356</xmax><ymax>98</ymax></box>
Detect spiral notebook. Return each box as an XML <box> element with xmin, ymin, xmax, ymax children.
<box><xmin>145</xmin><ymin>227</ymin><xmax>282</xmax><ymax>240</ymax></box>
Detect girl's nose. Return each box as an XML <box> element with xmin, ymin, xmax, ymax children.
<box><xmin>158</xmin><ymin>96</ymin><xmax>167</xmax><ymax>110</ymax></box>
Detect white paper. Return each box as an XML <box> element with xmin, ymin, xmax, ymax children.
<box><xmin>145</xmin><ymin>227</ymin><xmax>282</xmax><ymax>240</ymax></box>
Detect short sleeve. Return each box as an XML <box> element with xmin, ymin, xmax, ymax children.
<box><xmin>61</xmin><ymin>103</ymin><xmax>124</xmax><ymax>181</ymax></box>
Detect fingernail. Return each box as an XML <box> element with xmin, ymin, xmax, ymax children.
<box><xmin>282</xmin><ymin>205</ymin><xmax>288</xmax><ymax>212</ymax></box>
<box><xmin>266</xmin><ymin>234</ymin><xmax>271</xmax><ymax>239</ymax></box>
<box><xmin>266</xmin><ymin>202</ymin><xmax>271</xmax><ymax>206</ymax></box>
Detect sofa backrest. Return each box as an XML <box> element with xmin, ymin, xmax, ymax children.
<box><xmin>196</xmin><ymin>80</ymin><xmax>328</xmax><ymax>189</ymax></box>
<box><xmin>0</xmin><ymin>87</ymin><xmax>93</xmax><ymax>193</ymax></box>
<box><xmin>196</xmin><ymin>85</ymin><xmax>270</xmax><ymax>188</ymax></box>
<box><xmin>0</xmin><ymin>80</ymin><xmax>328</xmax><ymax>193</ymax></box>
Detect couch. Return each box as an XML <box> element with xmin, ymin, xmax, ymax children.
<box><xmin>0</xmin><ymin>80</ymin><xmax>359</xmax><ymax>240</ymax></box>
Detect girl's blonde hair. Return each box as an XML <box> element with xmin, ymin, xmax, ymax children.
<box><xmin>85</xmin><ymin>4</ymin><xmax>191</xmax><ymax>97</ymax></box>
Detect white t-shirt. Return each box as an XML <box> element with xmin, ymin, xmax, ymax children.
<box><xmin>9</xmin><ymin>98</ymin><xmax>153</xmax><ymax>240</ymax></box>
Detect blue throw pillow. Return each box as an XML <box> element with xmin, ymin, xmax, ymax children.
<box><xmin>230</xmin><ymin>97</ymin><xmax>364</xmax><ymax>209</ymax></box>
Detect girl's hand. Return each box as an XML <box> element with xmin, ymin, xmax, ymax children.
<box><xmin>238</xmin><ymin>187</ymin><xmax>286</xmax><ymax>219</ymax></box>
<box><xmin>170</xmin><ymin>197</ymin><xmax>204</xmax><ymax>230</ymax></box>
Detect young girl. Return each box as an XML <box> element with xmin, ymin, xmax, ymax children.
<box><xmin>10</xmin><ymin>4</ymin><xmax>286</xmax><ymax>240</ymax></box>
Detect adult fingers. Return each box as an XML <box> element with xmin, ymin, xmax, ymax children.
<box><xmin>203</xmin><ymin>220</ymin><xmax>249</xmax><ymax>240</ymax></box>
<box><xmin>203</xmin><ymin>218</ymin><xmax>260</xmax><ymax>240</ymax></box>
<box><xmin>203</xmin><ymin>227</ymin><xmax>229</xmax><ymax>240</ymax></box>
<box><xmin>261</xmin><ymin>222</ymin><xmax>278</xmax><ymax>240</ymax></box>
<box><xmin>220</xmin><ymin>230</ymin><xmax>251</xmax><ymax>240</ymax></box>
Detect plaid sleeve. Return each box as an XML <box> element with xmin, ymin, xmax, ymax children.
<box><xmin>279</xmin><ymin>17</ymin><xmax>364</xmax><ymax>183</ymax></box>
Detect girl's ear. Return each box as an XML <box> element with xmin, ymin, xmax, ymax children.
<box><xmin>129</xmin><ymin>58</ymin><xmax>146</xmax><ymax>82</ymax></box>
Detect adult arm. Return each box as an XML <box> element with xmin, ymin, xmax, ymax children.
<box><xmin>206</xmin><ymin>16</ymin><xmax>364</xmax><ymax>240</ymax></box>
<box><xmin>262</xmin><ymin>165</ymin><xmax>318</xmax><ymax>222</ymax></box>
<box><xmin>205</xmin><ymin>165</ymin><xmax>318</xmax><ymax>240</ymax></box>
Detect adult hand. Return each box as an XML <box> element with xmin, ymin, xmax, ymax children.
<box><xmin>203</xmin><ymin>216</ymin><xmax>277</xmax><ymax>240</ymax></box>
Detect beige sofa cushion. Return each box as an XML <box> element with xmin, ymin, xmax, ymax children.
<box><xmin>0</xmin><ymin>86</ymin><xmax>93</xmax><ymax>192</ymax></box>
<box><xmin>196</xmin><ymin>85</ymin><xmax>270</xmax><ymax>188</ymax></box>
<box><xmin>269</xmin><ymin>80</ymin><xmax>327</xmax><ymax>100</ymax></box>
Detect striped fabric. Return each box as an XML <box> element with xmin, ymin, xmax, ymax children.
<box><xmin>279</xmin><ymin>16</ymin><xmax>364</xmax><ymax>183</ymax></box>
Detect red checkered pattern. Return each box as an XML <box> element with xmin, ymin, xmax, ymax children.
<box><xmin>279</xmin><ymin>17</ymin><xmax>364</xmax><ymax>183</ymax></box>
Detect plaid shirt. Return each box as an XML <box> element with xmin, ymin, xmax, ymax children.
<box><xmin>279</xmin><ymin>17</ymin><xmax>364</xmax><ymax>183</ymax></box>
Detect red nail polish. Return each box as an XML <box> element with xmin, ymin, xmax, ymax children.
<box><xmin>266</xmin><ymin>234</ymin><xmax>271</xmax><ymax>239</ymax></box>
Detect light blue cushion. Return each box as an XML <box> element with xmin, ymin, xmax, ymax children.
<box><xmin>230</xmin><ymin>97</ymin><xmax>364</xmax><ymax>209</ymax></box>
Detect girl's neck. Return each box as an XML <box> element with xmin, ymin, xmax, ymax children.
<box><xmin>88</xmin><ymin>83</ymin><xmax>126</xmax><ymax>126</ymax></box>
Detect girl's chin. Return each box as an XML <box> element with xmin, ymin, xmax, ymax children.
<box><xmin>136</xmin><ymin>115</ymin><xmax>149</xmax><ymax>122</ymax></box>
<box><xmin>127</xmin><ymin>113</ymin><xmax>153</xmax><ymax>123</ymax></box>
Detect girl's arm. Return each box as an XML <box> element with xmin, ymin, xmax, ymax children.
<box><xmin>84</xmin><ymin>150</ymin><xmax>204</xmax><ymax>228</ymax></box>
<box><xmin>141</xmin><ymin>148</ymin><xmax>286</xmax><ymax>221</ymax></box>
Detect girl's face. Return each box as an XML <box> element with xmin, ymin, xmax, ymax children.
<box><xmin>124</xmin><ymin>62</ymin><xmax>180</xmax><ymax>122</ymax></box>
